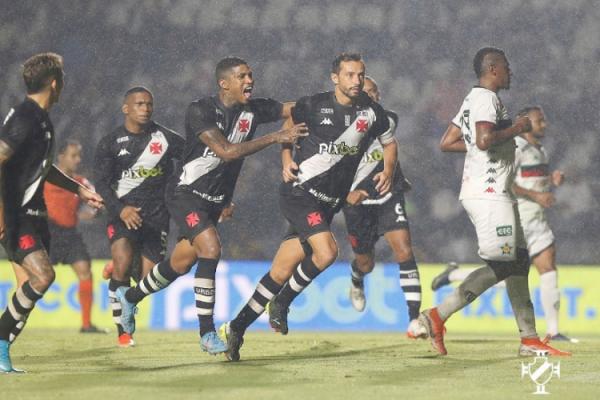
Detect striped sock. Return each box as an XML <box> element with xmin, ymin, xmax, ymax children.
<box><xmin>230</xmin><ymin>273</ymin><xmax>283</xmax><ymax>333</ymax></box>
<box><xmin>399</xmin><ymin>258</ymin><xmax>422</xmax><ymax>321</ymax></box>
<box><xmin>350</xmin><ymin>260</ymin><xmax>365</xmax><ymax>287</ymax></box>
<box><xmin>108</xmin><ymin>279</ymin><xmax>130</xmax><ymax>336</ymax></box>
<box><xmin>195</xmin><ymin>258</ymin><xmax>219</xmax><ymax>336</ymax></box>
<box><xmin>125</xmin><ymin>259</ymin><xmax>181</xmax><ymax>304</ymax></box>
<box><xmin>276</xmin><ymin>257</ymin><xmax>322</xmax><ymax>307</ymax></box>
<box><xmin>0</xmin><ymin>281</ymin><xmax>43</xmax><ymax>342</ymax></box>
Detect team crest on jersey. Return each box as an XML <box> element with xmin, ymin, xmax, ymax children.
<box><xmin>150</xmin><ymin>141</ymin><xmax>163</xmax><ymax>155</ymax></box>
<box><xmin>500</xmin><ymin>242</ymin><xmax>512</xmax><ymax>255</ymax></box>
<box><xmin>356</xmin><ymin>119</ymin><xmax>369</xmax><ymax>133</ymax></box>
<box><xmin>238</xmin><ymin>119</ymin><xmax>250</xmax><ymax>133</ymax></box>
<box><xmin>18</xmin><ymin>235</ymin><xmax>36</xmax><ymax>250</ymax></box>
<box><xmin>306</xmin><ymin>211</ymin><xmax>323</xmax><ymax>227</ymax></box>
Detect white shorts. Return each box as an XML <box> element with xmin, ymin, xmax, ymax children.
<box><xmin>520</xmin><ymin>210</ymin><xmax>555</xmax><ymax>257</ymax></box>
<box><xmin>462</xmin><ymin>199</ymin><xmax>527</xmax><ymax>262</ymax></box>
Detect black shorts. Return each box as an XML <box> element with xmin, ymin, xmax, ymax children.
<box><xmin>167</xmin><ymin>190</ymin><xmax>222</xmax><ymax>243</ymax></box>
<box><xmin>1</xmin><ymin>213</ymin><xmax>50</xmax><ymax>264</ymax></box>
<box><xmin>343</xmin><ymin>190</ymin><xmax>409</xmax><ymax>254</ymax></box>
<box><xmin>48</xmin><ymin>223</ymin><xmax>91</xmax><ymax>265</ymax></box>
<box><xmin>106</xmin><ymin>218</ymin><xmax>168</xmax><ymax>264</ymax></box>
<box><xmin>280</xmin><ymin>184</ymin><xmax>337</xmax><ymax>243</ymax></box>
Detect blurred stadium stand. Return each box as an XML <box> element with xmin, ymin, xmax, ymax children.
<box><xmin>0</xmin><ymin>0</ymin><xmax>598</xmax><ymax>263</ymax></box>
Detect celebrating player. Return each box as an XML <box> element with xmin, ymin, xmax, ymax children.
<box><xmin>422</xmin><ymin>47</ymin><xmax>570</xmax><ymax>356</ymax></box>
<box><xmin>343</xmin><ymin>76</ymin><xmax>425</xmax><ymax>338</ymax></box>
<box><xmin>115</xmin><ymin>57</ymin><xmax>307</xmax><ymax>355</ymax></box>
<box><xmin>220</xmin><ymin>53</ymin><xmax>396</xmax><ymax>361</ymax></box>
<box><xmin>434</xmin><ymin>106</ymin><xmax>575</xmax><ymax>342</ymax></box>
<box><xmin>94</xmin><ymin>87</ymin><xmax>184</xmax><ymax>347</ymax></box>
<box><xmin>0</xmin><ymin>53</ymin><xmax>103</xmax><ymax>373</ymax></box>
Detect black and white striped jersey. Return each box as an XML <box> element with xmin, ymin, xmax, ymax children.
<box><xmin>350</xmin><ymin>110</ymin><xmax>404</xmax><ymax>199</ymax></box>
<box><xmin>94</xmin><ymin>121</ymin><xmax>184</xmax><ymax>229</ymax></box>
<box><xmin>289</xmin><ymin>91</ymin><xmax>393</xmax><ymax>209</ymax></box>
<box><xmin>0</xmin><ymin>98</ymin><xmax>55</xmax><ymax>214</ymax></box>
<box><xmin>173</xmin><ymin>96</ymin><xmax>283</xmax><ymax>206</ymax></box>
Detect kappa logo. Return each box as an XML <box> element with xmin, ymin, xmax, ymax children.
<box><xmin>487</xmin><ymin>168</ymin><xmax>497</xmax><ymax>174</ymax></box>
<box><xmin>18</xmin><ymin>235</ymin><xmax>36</xmax><ymax>250</ymax></box>
<box><xmin>117</xmin><ymin>148</ymin><xmax>130</xmax><ymax>157</ymax></box>
<box><xmin>486</xmin><ymin>177</ymin><xmax>496</xmax><ymax>183</ymax></box>
<box><xmin>149</xmin><ymin>141</ymin><xmax>163</xmax><ymax>155</ymax></box>
<box><xmin>186</xmin><ymin>212</ymin><xmax>200</xmax><ymax>228</ymax></box>
<box><xmin>484</xmin><ymin>187</ymin><xmax>496</xmax><ymax>193</ymax></box>
<box><xmin>488</xmin><ymin>158</ymin><xmax>498</xmax><ymax>163</ymax></box>
<box><xmin>356</xmin><ymin>119</ymin><xmax>369</xmax><ymax>133</ymax></box>
<box><xmin>306</xmin><ymin>211</ymin><xmax>323</xmax><ymax>227</ymax></box>
<box><xmin>320</xmin><ymin>118</ymin><xmax>334</xmax><ymax>126</ymax></box>
<box><xmin>238</xmin><ymin>119</ymin><xmax>250</xmax><ymax>133</ymax></box>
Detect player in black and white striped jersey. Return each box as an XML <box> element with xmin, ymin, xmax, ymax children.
<box><xmin>115</xmin><ymin>57</ymin><xmax>307</xmax><ymax>356</ymax></box>
<box><xmin>342</xmin><ymin>76</ymin><xmax>425</xmax><ymax>339</ymax></box>
<box><xmin>94</xmin><ymin>87</ymin><xmax>184</xmax><ymax>348</ymax></box>
<box><xmin>220</xmin><ymin>53</ymin><xmax>397</xmax><ymax>361</ymax></box>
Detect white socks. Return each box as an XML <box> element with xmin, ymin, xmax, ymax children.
<box><xmin>539</xmin><ymin>270</ymin><xmax>560</xmax><ymax>336</ymax></box>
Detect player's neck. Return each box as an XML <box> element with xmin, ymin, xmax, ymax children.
<box><xmin>523</xmin><ymin>133</ymin><xmax>540</xmax><ymax>146</ymax></box>
<box><xmin>477</xmin><ymin>78</ymin><xmax>500</xmax><ymax>93</ymax></box>
<box><xmin>27</xmin><ymin>92</ymin><xmax>52</xmax><ymax>111</ymax></box>
<box><xmin>124</xmin><ymin>120</ymin><xmax>148</xmax><ymax>134</ymax></box>
<box><xmin>219</xmin><ymin>91</ymin><xmax>240</xmax><ymax>109</ymax></box>
<box><xmin>333</xmin><ymin>88</ymin><xmax>354</xmax><ymax>106</ymax></box>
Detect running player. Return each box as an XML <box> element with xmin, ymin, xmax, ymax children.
<box><xmin>220</xmin><ymin>53</ymin><xmax>396</xmax><ymax>361</ymax></box>
<box><xmin>343</xmin><ymin>76</ymin><xmax>425</xmax><ymax>339</ymax></box>
<box><xmin>0</xmin><ymin>53</ymin><xmax>103</xmax><ymax>373</ymax></box>
<box><xmin>421</xmin><ymin>47</ymin><xmax>569</xmax><ymax>356</ymax></box>
<box><xmin>433</xmin><ymin>106</ymin><xmax>575</xmax><ymax>342</ymax></box>
<box><xmin>116</xmin><ymin>57</ymin><xmax>307</xmax><ymax>355</ymax></box>
<box><xmin>94</xmin><ymin>87</ymin><xmax>184</xmax><ymax>347</ymax></box>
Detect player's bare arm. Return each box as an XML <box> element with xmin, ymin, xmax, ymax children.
<box><xmin>218</xmin><ymin>202</ymin><xmax>235</xmax><ymax>223</ymax></box>
<box><xmin>46</xmin><ymin>165</ymin><xmax>104</xmax><ymax>209</ymax></box>
<box><xmin>280</xmin><ymin>117</ymin><xmax>299</xmax><ymax>182</ymax></box>
<box><xmin>551</xmin><ymin>170</ymin><xmax>565</xmax><ymax>187</ymax></box>
<box><xmin>346</xmin><ymin>189</ymin><xmax>370</xmax><ymax>206</ymax></box>
<box><xmin>281</xmin><ymin>102</ymin><xmax>296</xmax><ymax>119</ymax></box>
<box><xmin>0</xmin><ymin>139</ymin><xmax>15</xmax><ymax>240</ymax></box>
<box><xmin>373</xmin><ymin>139</ymin><xmax>397</xmax><ymax>194</ymax></box>
<box><xmin>199</xmin><ymin>123</ymin><xmax>308</xmax><ymax>163</ymax></box>
<box><xmin>475</xmin><ymin>115</ymin><xmax>531</xmax><ymax>150</ymax></box>
<box><xmin>440</xmin><ymin>123</ymin><xmax>466</xmax><ymax>152</ymax></box>
<box><xmin>512</xmin><ymin>183</ymin><xmax>555</xmax><ymax>208</ymax></box>
<box><xmin>120</xmin><ymin>206</ymin><xmax>143</xmax><ymax>230</ymax></box>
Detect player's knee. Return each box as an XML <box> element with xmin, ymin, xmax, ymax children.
<box><xmin>394</xmin><ymin>245</ymin><xmax>413</xmax><ymax>264</ymax></box>
<box><xmin>355</xmin><ymin>254</ymin><xmax>375</xmax><ymax>273</ymax></box>
<box><xmin>32</xmin><ymin>268</ymin><xmax>56</xmax><ymax>291</ymax></box>
<box><xmin>197</xmin><ymin>245</ymin><xmax>221</xmax><ymax>260</ymax></box>
<box><xmin>313</xmin><ymin>245</ymin><xmax>338</xmax><ymax>268</ymax></box>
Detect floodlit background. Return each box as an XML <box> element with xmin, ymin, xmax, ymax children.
<box><xmin>0</xmin><ymin>0</ymin><xmax>598</xmax><ymax>263</ymax></box>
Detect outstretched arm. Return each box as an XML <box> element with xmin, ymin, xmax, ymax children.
<box><xmin>46</xmin><ymin>165</ymin><xmax>103</xmax><ymax>209</ymax></box>
<box><xmin>373</xmin><ymin>139</ymin><xmax>398</xmax><ymax>195</ymax></box>
<box><xmin>199</xmin><ymin>123</ymin><xmax>308</xmax><ymax>163</ymax></box>
<box><xmin>440</xmin><ymin>124</ymin><xmax>466</xmax><ymax>152</ymax></box>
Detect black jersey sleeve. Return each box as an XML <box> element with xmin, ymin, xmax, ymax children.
<box><xmin>93</xmin><ymin>135</ymin><xmax>124</xmax><ymax>218</ymax></box>
<box><xmin>185</xmin><ymin>101</ymin><xmax>218</xmax><ymax>138</ymax></box>
<box><xmin>0</xmin><ymin>109</ymin><xmax>34</xmax><ymax>151</ymax></box>
<box><xmin>250</xmin><ymin>98</ymin><xmax>283</xmax><ymax>124</ymax></box>
<box><xmin>290</xmin><ymin>96</ymin><xmax>311</xmax><ymax>125</ymax></box>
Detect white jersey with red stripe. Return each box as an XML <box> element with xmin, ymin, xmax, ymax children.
<box><xmin>452</xmin><ymin>87</ymin><xmax>516</xmax><ymax>202</ymax></box>
<box><xmin>514</xmin><ymin>135</ymin><xmax>550</xmax><ymax>217</ymax></box>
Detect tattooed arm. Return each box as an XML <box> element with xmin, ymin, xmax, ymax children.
<box><xmin>0</xmin><ymin>139</ymin><xmax>15</xmax><ymax>240</ymax></box>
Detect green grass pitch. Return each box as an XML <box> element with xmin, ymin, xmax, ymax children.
<box><xmin>0</xmin><ymin>330</ymin><xmax>598</xmax><ymax>399</ymax></box>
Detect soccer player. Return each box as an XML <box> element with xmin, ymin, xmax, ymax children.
<box><xmin>433</xmin><ymin>106</ymin><xmax>575</xmax><ymax>342</ymax></box>
<box><xmin>94</xmin><ymin>86</ymin><xmax>184</xmax><ymax>347</ymax></box>
<box><xmin>220</xmin><ymin>53</ymin><xmax>396</xmax><ymax>361</ymax></box>
<box><xmin>343</xmin><ymin>76</ymin><xmax>425</xmax><ymax>339</ymax></box>
<box><xmin>422</xmin><ymin>47</ymin><xmax>569</xmax><ymax>356</ymax></box>
<box><xmin>0</xmin><ymin>53</ymin><xmax>103</xmax><ymax>373</ymax></box>
<box><xmin>116</xmin><ymin>57</ymin><xmax>307</xmax><ymax>355</ymax></box>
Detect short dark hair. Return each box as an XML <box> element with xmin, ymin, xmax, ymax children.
<box><xmin>57</xmin><ymin>138</ymin><xmax>81</xmax><ymax>155</ymax></box>
<box><xmin>124</xmin><ymin>86</ymin><xmax>153</xmax><ymax>101</ymax></box>
<box><xmin>332</xmin><ymin>52</ymin><xmax>363</xmax><ymax>74</ymax></box>
<box><xmin>22</xmin><ymin>52</ymin><xmax>64</xmax><ymax>94</ymax></box>
<box><xmin>517</xmin><ymin>106</ymin><xmax>543</xmax><ymax>118</ymax></box>
<box><xmin>473</xmin><ymin>47</ymin><xmax>506</xmax><ymax>78</ymax></box>
<box><xmin>215</xmin><ymin>57</ymin><xmax>248</xmax><ymax>83</ymax></box>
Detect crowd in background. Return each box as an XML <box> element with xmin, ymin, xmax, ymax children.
<box><xmin>0</xmin><ymin>0</ymin><xmax>598</xmax><ymax>263</ymax></box>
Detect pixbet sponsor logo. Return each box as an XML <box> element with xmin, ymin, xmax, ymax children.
<box><xmin>121</xmin><ymin>166</ymin><xmax>164</xmax><ymax>179</ymax></box>
<box><xmin>318</xmin><ymin>141</ymin><xmax>359</xmax><ymax>156</ymax></box>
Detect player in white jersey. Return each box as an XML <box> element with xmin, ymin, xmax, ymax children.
<box><xmin>432</xmin><ymin>106</ymin><xmax>574</xmax><ymax>343</ymax></box>
<box><xmin>419</xmin><ymin>47</ymin><xmax>570</xmax><ymax>357</ymax></box>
